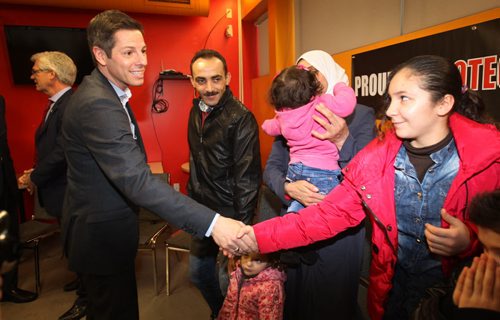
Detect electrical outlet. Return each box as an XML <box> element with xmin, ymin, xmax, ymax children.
<box><xmin>226</xmin><ymin>8</ymin><xmax>232</xmax><ymax>19</ymax></box>
<box><xmin>173</xmin><ymin>183</ymin><xmax>180</xmax><ymax>192</ymax></box>
<box><xmin>225</xmin><ymin>25</ymin><xmax>233</xmax><ymax>38</ymax></box>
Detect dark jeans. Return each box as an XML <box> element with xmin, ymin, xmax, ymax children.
<box><xmin>286</xmin><ymin>162</ymin><xmax>341</xmax><ymax>212</ymax></box>
<box><xmin>384</xmin><ymin>263</ymin><xmax>443</xmax><ymax>320</ymax></box>
<box><xmin>189</xmin><ymin>253</ymin><xmax>226</xmax><ymax>317</ymax></box>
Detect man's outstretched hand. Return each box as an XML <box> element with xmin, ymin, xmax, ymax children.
<box><xmin>211</xmin><ymin>216</ymin><xmax>258</xmax><ymax>257</ymax></box>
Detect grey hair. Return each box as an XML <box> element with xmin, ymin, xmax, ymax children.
<box><xmin>31</xmin><ymin>51</ymin><xmax>77</xmax><ymax>86</ymax></box>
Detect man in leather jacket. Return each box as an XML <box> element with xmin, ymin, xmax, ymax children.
<box><xmin>187</xmin><ymin>49</ymin><xmax>261</xmax><ymax>319</ymax></box>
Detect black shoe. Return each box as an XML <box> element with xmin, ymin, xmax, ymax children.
<box><xmin>59</xmin><ymin>301</ymin><xmax>87</xmax><ymax>320</ymax></box>
<box><xmin>1</xmin><ymin>287</ymin><xmax>38</xmax><ymax>303</ymax></box>
<box><xmin>63</xmin><ymin>277</ymin><xmax>80</xmax><ymax>292</ymax></box>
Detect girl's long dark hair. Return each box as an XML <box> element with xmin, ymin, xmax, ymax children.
<box><xmin>383</xmin><ymin>55</ymin><xmax>491</xmax><ymax>124</ymax></box>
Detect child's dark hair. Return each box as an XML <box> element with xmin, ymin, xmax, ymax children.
<box><xmin>469</xmin><ymin>189</ymin><xmax>500</xmax><ymax>234</ymax></box>
<box><xmin>247</xmin><ymin>252</ymin><xmax>285</xmax><ymax>271</ymax></box>
<box><xmin>269</xmin><ymin>66</ymin><xmax>323</xmax><ymax>111</ymax></box>
<box><xmin>263</xmin><ymin>252</ymin><xmax>285</xmax><ymax>270</ymax></box>
<box><xmin>383</xmin><ymin>55</ymin><xmax>490</xmax><ymax>123</ymax></box>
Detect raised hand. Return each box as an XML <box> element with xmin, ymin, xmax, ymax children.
<box><xmin>284</xmin><ymin>180</ymin><xmax>324</xmax><ymax>207</ymax></box>
<box><xmin>425</xmin><ymin>208</ymin><xmax>470</xmax><ymax>256</ymax></box>
<box><xmin>211</xmin><ymin>216</ymin><xmax>258</xmax><ymax>256</ymax></box>
<box><xmin>453</xmin><ymin>253</ymin><xmax>500</xmax><ymax>312</ymax></box>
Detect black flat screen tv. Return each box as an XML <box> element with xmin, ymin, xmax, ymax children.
<box><xmin>4</xmin><ymin>25</ymin><xmax>94</xmax><ymax>85</ymax></box>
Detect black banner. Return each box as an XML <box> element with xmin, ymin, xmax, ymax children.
<box><xmin>352</xmin><ymin>18</ymin><xmax>499</xmax><ymax>120</ymax></box>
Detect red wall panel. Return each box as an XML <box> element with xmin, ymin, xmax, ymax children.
<box><xmin>0</xmin><ymin>1</ymin><xmax>241</xmax><ymax>217</ymax></box>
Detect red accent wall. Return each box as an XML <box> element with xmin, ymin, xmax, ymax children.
<box><xmin>0</xmin><ymin>1</ymin><xmax>246</xmax><ymax>217</ymax></box>
<box><xmin>242</xmin><ymin>19</ymin><xmax>258</xmax><ymax>109</ymax></box>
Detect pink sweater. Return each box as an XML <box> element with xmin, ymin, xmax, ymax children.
<box><xmin>218</xmin><ymin>267</ymin><xmax>286</xmax><ymax>320</ymax></box>
<box><xmin>262</xmin><ymin>83</ymin><xmax>356</xmax><ymax>170</ymax></box>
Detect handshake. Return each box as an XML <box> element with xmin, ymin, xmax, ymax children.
<box><xmin>211</xmin><ymin>216</ymin><xmax>259</xmax><ymax>257</ymax></box>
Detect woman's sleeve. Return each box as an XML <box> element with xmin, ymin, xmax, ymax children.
<box><xmin>339</xmin><ymin>104</ymin><xmax>376</xmax><ymax>168</ymax></box>
<box><xmin>263</xmin><ymin>136</ymin><xmax>291</xmax><ymax>206</ymax></box>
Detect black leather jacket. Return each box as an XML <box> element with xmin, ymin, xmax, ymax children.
<box><xmin>187</xmin><ymin>88</ymin><xmax>261</xmax><ymax>224</ymax></box>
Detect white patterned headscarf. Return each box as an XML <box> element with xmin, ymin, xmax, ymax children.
<box><xmin>296</xmin><ymin>50</ymin><xmax>349</xmax><ymax>95</ymax></box>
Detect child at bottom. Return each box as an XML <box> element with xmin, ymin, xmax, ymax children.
<box><xmin>262</xmin><ymin>64</ymin><xmax>355</xmax><ymax>212</ymax></box>
<box><xmin>218</xmin><ymin>253</ymin><xmax>286</xmax><ymax>320</ymax></box>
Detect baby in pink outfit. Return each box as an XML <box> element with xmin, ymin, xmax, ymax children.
<box><xmin>262</xmin><ymin>62</ymin><xmax>356</xmax><ymax>212</ymax></box>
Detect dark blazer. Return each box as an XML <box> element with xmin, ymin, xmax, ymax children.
<box><xmin>62</xmin><ymin>69</ymin><xmax>216</xmax><ymax>275</ymax></box>
<box><xmin>30</xmin><ymin>89</ymin><xmax>72</xmax><ymax>217</ymax></box>
<box><xmin>0</xmin><ymin>96</ymin><xmax>20</xmax><ymax>240</ymax></box>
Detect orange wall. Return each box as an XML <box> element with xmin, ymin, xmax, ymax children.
<box><xmin>245</xmin><ymin>0</ymin><xmax>295</xmax><ymax>168</ymax></box>
<box><xmin>0</xmin><ymin>1</ymin><xmax>242</xmax><ymax>216</ymax></box>
<box><xmin>254</xmin><ymin>7</ymin><xmax>499</xmax><ymax>167</ymax></box>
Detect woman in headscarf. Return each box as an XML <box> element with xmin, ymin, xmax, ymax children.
<box><xmin>261</xmin><ymin>50</ymin><xmax>376</xmax><ymax>319</ymax></box>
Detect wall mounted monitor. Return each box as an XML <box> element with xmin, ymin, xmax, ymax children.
<box><xmin>4</xmin><ymin>25</ymin><xmax>94</xmax><ymax>85</ymax></box>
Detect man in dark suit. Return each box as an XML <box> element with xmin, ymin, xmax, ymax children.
<box><xmin>19</xmin><ymin>51</ymin><xmax>75</xmax><ymax>220</ymax></box>
<box><xmin>61</xmin><ymin>10</ymin><xmax>253</xmax><ymax>320</ymax></box>
<box><xmin>18</xmin><ymin>51</ymin><xmax>86</xmax><ymax>320</ymax></box>
<box><xmin>0</xmin><ymin>95</ymin><xmax>38</xmax><ymax>303</ymax></box>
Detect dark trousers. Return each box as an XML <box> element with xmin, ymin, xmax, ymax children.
<box><xmin>384</xmin><ymin>263</ymin><xmax>443</xmax><ymax>320</ymax></box>
<box><xmin>74</xmin><ymin>273</ymin><xmax>87</xmax><ymax>306</ymax></box>
<box><xmin>284</xmin><ymin>224</ymin><xmax>365</xmax><ymax>320</ymax></box>
<box><xmin>2</xmin><ymin>264</ymin><xmax>19</xmax><ymax>292</ymax></box>
<box><xmin>82</xmin><ymin>266</ymin><xmax>138</xmax><ymax>320</ymax></box>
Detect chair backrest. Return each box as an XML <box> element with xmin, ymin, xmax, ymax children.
<box><xmin>20</xmin><ymin>190</ymin><xmax>60</xmax><ymax>244</ymax></box>
<box><xmin>33</xmin><ymin>189</ymin><xmax>57</xmax><ymax>221</ymax></box>
<box><xmin>137</xmin><ymin>172</ymin><xmax>172</xmax><ymax>245</ymax></box>
<box><xmin>138</xmin><ymin>220</ymin><xmax>169</xmax><ymax>246</ymax></box>
<box><xmin>165</xmin><ymin>229</ymin><xmax>191</xmax><ymax>250</ymax></box>
<box><xmin>155</xmin><ymin>172</ymin><xmax>170</xmax><ymax>184</ymax></box>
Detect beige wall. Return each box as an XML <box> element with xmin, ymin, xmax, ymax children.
<box><xmin>295</xmin><ymin>0</ymin><xmax>499</xmax><ymax>56</ymax></box>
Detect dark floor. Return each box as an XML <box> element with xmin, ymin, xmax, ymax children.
<box><xmin>0</xmin><ymin>232</ymin><xmax>210</xmax><ymax>320</ymax></box>
<box><xmin>1</xmin><ymin>232</ymin><xmax>369</xmax><ymax>320</ymax></box>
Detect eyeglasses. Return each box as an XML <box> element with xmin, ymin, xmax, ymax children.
<box><xmin>31</xmin><ymin>69</ymin><xmax>49</xmax><ymax>75</ymax></box>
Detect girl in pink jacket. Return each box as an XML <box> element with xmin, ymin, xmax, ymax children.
<box><xmin>218</xmin><ymin>253</ymin><xmax>286</xmax><ymax>320</ymax></box>
<box><xmin>245</xmin><ymin>55</ymin><xmax>500</xmax><ymax>319</ymax></box>
<box><xmin>262</xmin><ymin>63</ymin><xmax>356</xmax><ymax>212</ymax></box>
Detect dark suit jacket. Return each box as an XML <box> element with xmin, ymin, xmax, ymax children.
<box><xmin>0</xmin><ymin>96</ymin><xmax>20</xmax><ymax>240</ymax></box>
<box><xmin>30</xmin><ymin>89</ymin><xmax>72</xmax><ymax>217</ymax></box>
<box><xmin>62</xmin><ymin>69</ymin><xmax>216</xmax><ymax>275</ymax></box>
